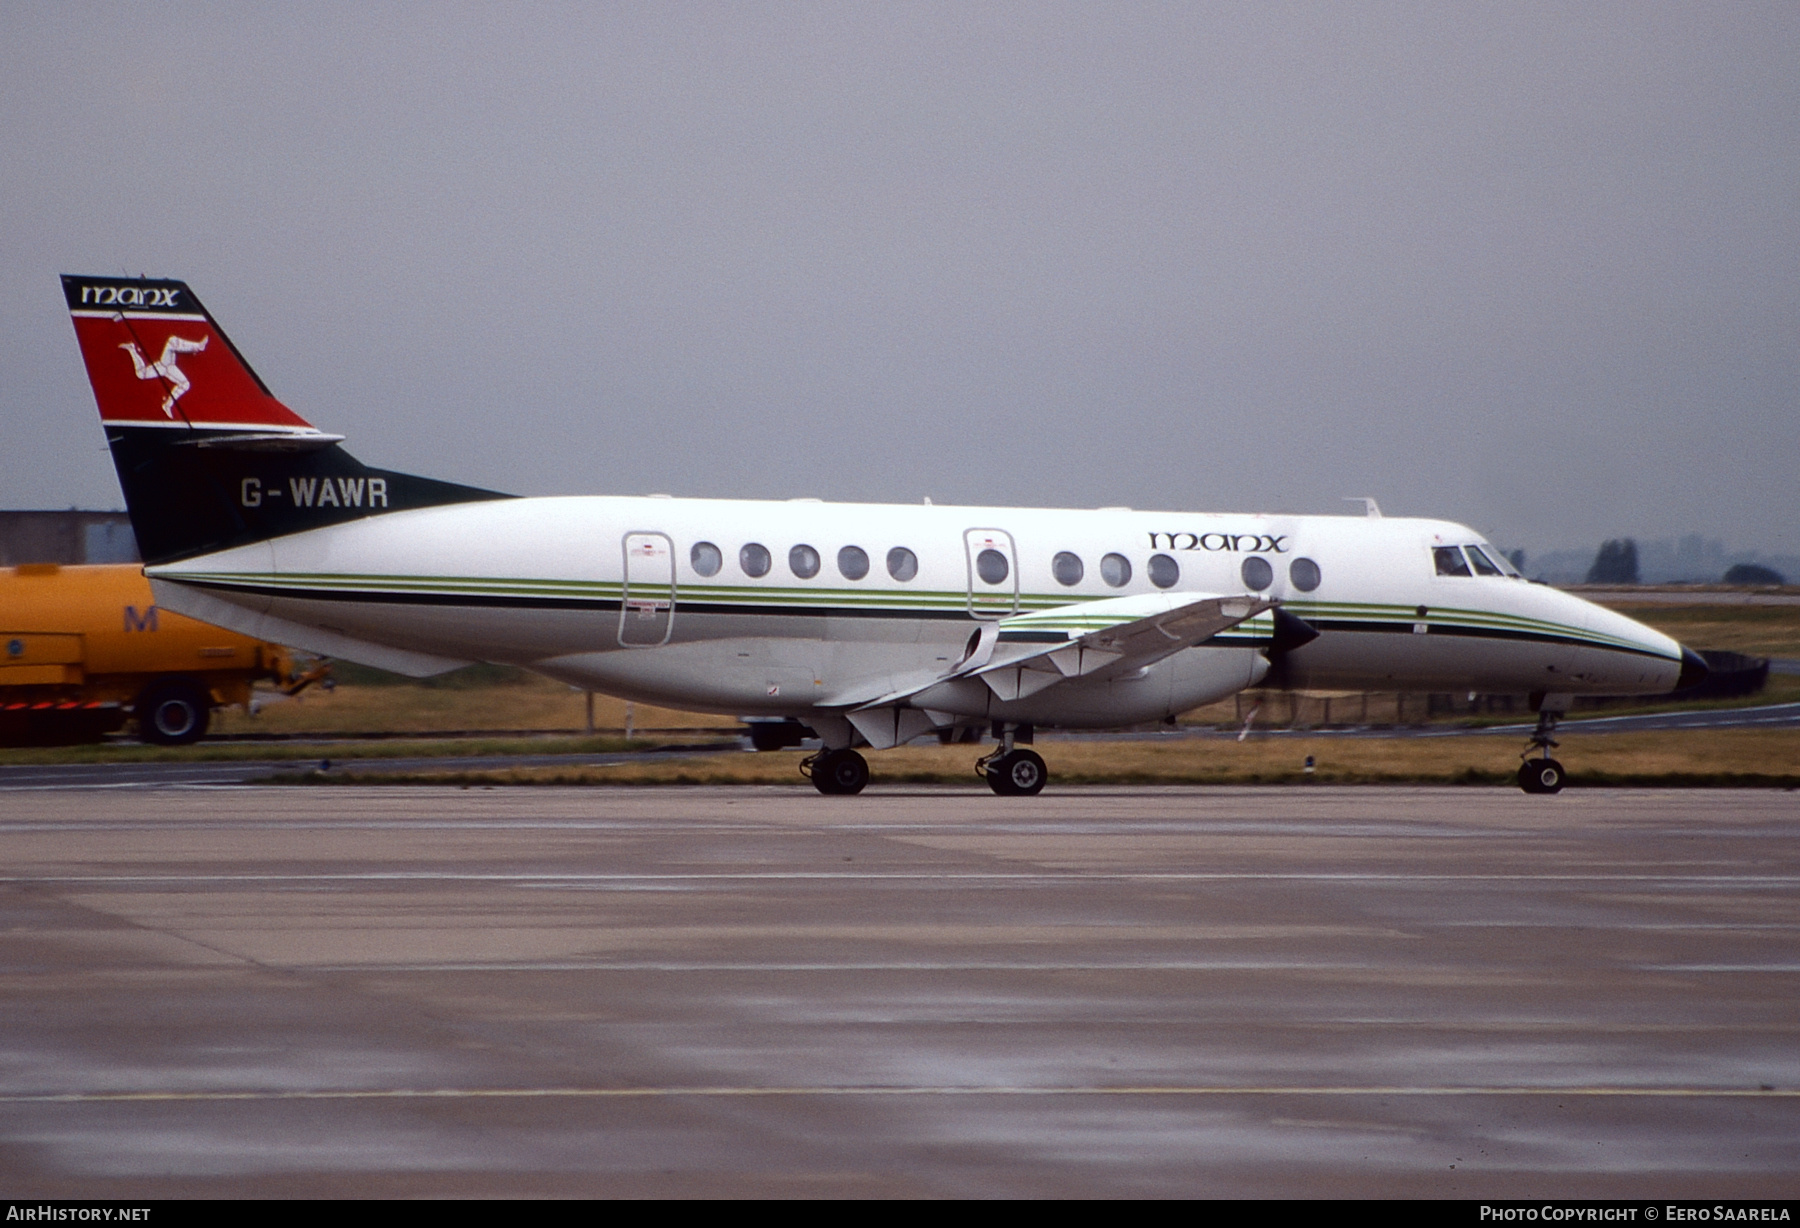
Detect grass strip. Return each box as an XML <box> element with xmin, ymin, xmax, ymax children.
<box><xmin>0</xmin><ymin>734</ymin><xmax>695</xmax><ymax>766</ymax></box>
<box><xmin>266</xmin><ymin>729</ymin><xmax>1800</xmax><ymax>789</ymax></box>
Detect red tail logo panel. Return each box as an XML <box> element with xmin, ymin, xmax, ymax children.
<box><xmin>70</xmin><ymin>313</ymin><xmax>311</xmax><ymax>430</ymax></box>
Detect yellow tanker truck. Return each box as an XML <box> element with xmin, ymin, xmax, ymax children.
<box><xmin>1</xmin><ymin>563</ymin><xmax>325</xmax><ymax>745</ymax></box>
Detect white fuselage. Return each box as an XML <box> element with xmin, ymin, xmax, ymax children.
<box><xmin>147</xmin><ymin>496</ymin><xmax>1686</xmax><ymax>742</ymax></box>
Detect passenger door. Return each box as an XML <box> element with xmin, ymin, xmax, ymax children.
<box><xmin>619</xmin><ymin>532</ymin><xmax>675</xmax><ymax>647</ymax></box>
<box><xmin>963</xmin><ymin>528</ymin><xmax>1019</xmax><ymax>619</ymax></box>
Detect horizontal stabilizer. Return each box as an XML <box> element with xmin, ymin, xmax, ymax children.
<box><xmin>148</xmin><ymin>577</ymin><xmax>473</xmax><ymax>677</ymax></box>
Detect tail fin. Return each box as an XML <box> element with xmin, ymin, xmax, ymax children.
<box><xmin>63</xmin><ymin>275</ymin><xmax>323</xmax><ymax>438</ymax></box>
<box><xmin>63</xmin><ymin>275</ymin><xmax>508</xmax><ymax>564</ymax></box>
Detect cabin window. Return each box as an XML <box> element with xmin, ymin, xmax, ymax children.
<box><xmin>886</xmin><ymin>547</ymin><xmax>918</xmax><ymax>582</ymax></box>
<box><xmin>1289</xmin><ymin>557</ymin><xmax>1322</xmax><ymax>591</ymax></box>
<box><xmin>975</xmin><ymin>548</ymin><xmax>1009</xmax><ymax>585</ymax></box>
<box><xmin>740</xmin><ymin>542</ymin><xmax>771</xmax><ymax>578</ymax></box>
<box><xmin>1100</xmin><ymin>552</ymin><xmax>1131</xmax><ymax>587</ymax></box>
<box><xmin>1052</xmin><ymin>551</ymin><xmax>1084</xmax><ymax>586</ymax></box>
<box><xmin>690</xmin><ymin>541</ymin><xmax>722</xmax><ymax>577</ymax></box>
<box><xmin>1432</xmin><ymin>546</ymin><xmax>1472</xmax><ymax>577</ymax></box>
<box><xmin>790</xmin><ymin>544</ymin><xmax>821</xmax><ymax>579</ymax></box>
<box><xmin>1148</xmin><ymin>553</ymin><xmax>1180</xmax><ymax>589</ymax></box>
<box><xmin>1464</xmin><ymin>544</ymin><xmax>1504</xmax><ymax>576</ymax></box>
<box><xmin>1241</xmin><ymin>556</ymin><xmax>1273</xmax><ymax>591</ymax></box>
<box><xmin>837</xmin><ymin>545</ymin><xmax>870</xmax><ymax>581</ymax></box>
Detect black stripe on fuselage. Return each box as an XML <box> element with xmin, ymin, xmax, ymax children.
<box><xmin>1302</xmin><ymin>617</ymin><xmax>1672</xmax><ymax>661</ymax></box>
<box><xmin>176</xmin><ymin>581</ymin><xmax>983</xmax><ymax>621</ymax></box>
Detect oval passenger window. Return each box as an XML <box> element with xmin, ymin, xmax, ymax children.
<box><xmin>739</xmin><ymin>542</ymin><xmax>771</xmax><ymax>578</ymax></box>
<box><xmin>1148</xmin><ymin>553</ymin><xmax>1180</xmax><ymax>589</ymax></box>
<box><xmin>1100</xmin><ymin>552</ymin><xmax>1131</xmax><ymax>587</ymax></box>
<box><xmin>886</xmin><ymin>547</ymin><xmax>918</xmax><ymax>582</ymax></box>
<box><xmin>690</xmin><ymin>541</ymin><xmax>722</xmax><ymax>577</ymax></box>
<box><xmin>789</xmin><ymin>544</ymin><xmax>821</xmax><ymax>579</ymax></box>
<box><xmin>1289</xmin><ymin>557</ymin><xmax>1321</xmax><ymax>592</ymax></box>
<box><xmin>976</xmin><ymin>548</ymin><xmax>1009</xmax><ymax>585</ymax></box>
<box><xmin>1241</xmin><ymin>556</ymin><xmax>1273</xmax><ymax>591</ymax></box>
<box><xmin>1052</xmin><ymin>551</ymin><xmax>1084</xmax><ymax>586</ymax></box>
<box><xmin>837</xmin><ymin>545</ymin><xmax>869</xmax><ymax>581</ymax></box>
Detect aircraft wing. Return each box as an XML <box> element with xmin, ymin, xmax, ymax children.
<box><xmin>837</xmin><ymin>591</ymin><xmax>1274</xmax><ymax>747</ymax></box>
<box><xmin>968</xmin><ymin>591</ymin><xmax>1276</xmax><ymax>701</ymax></box>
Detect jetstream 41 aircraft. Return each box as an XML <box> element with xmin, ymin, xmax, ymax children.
<box><xmin>63</xmin><ymin>275</ymin><xmax>1705</xmax><ymax>795</ymax></box>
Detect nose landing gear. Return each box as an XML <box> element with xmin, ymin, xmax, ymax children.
<box><xmin>1518</xmin><ymin>708</ymin><xmax>1566</xmax><ymax>794</ymax></box>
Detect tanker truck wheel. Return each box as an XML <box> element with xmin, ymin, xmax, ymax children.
<box><xmin>136</xmin><ymin>680</ymin><xmax>213</xmax><ymax>746</ymax></box>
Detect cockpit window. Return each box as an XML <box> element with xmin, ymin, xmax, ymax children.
<box><xmin>1463</xmin><ymin>544</ymin><xmax>1504</xmax><ymax>576</ymax></box>
<box><xmin>1433</xmin><ymin>546</ymin><xmax>1472</xmax><ymax>577</ymax></box>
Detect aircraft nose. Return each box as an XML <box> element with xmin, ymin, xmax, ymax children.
<box><xmin>1675</xmin><ymin>646</ymin><xmax>1709</xmax><ymax>692</ymax></box>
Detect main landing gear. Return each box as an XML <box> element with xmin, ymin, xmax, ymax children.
<box><xmin>800</xmin><ymin>723</ymin><xmax>1051</xmax><ymax>797</ymax></box>
<box><xmin>801</xmin><ymin>748</ymin><xmax>870</xmax><ymax>796</ymax></box>
<box><xmin>975</xmin><ymin>723</ymin><xmax>1046</xmax><ymax>797</ymax></box>
<box><xmin>1517</xmin><ymin>708</ymin><xmax>1566</xmax><ymax>795</ymax></box>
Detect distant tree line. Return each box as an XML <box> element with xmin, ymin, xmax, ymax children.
<box><xmin>1582</xmin><ymin>539</ymin><xmax>1785</xmax><ymax>586</ymax></box>
<box><xmin>1723</xmin><ymin>562</ymin><xmax>1786</xmax><ymax>586</ymax></box>
<box><xmin>1586</xmin><ymin>539</ymin><xmax>1640</xmax><ymax>585</ymax></box>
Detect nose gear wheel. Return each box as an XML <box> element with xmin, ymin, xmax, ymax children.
<box><xmin>1518</xmin><ymin>709</ymin><xmax>1566</xmax><ymax>794</ymax></box>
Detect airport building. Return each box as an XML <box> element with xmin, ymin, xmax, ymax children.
<box><xmin>0</xmin><ymin>509</ymin><xmax>137</xmax><ymax>566</ymax></box>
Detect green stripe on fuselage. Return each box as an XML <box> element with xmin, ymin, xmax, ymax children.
<box><xmin>154</xmin><ymin>572</ymin><xmax>1668</xmax><ymax>658</ymax></box>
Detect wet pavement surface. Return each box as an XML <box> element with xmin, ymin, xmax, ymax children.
<box><xmin>0</xmin><ymin>785</ymin><xmax>1794</xmax><ymax>1197</ymax></box>
<box><xmin>0</xmin><ymin>742</ymin><xmax>738</xmax><ymax>789</ymax></box>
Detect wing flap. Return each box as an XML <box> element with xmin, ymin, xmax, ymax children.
<box><xmin>971</xmin><ymin>592</ymin><xmax>1273</xmax><ymax>698</ymax></box>
<box><xmin>845</xmin><ymin>706</ymin><xmax>941</xmax><ymax>751</ymax></box>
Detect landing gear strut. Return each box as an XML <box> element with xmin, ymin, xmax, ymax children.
<box><xmin>801</xmin><ymin>747</ymin><xmax>869</xmax><ymax>795</ymax></box>
<box><xmin>1517</xmin><ymin>709</ymin><xmax>1566</xmax><ymax>794</ymax></box>
<box><xmin>976</xmin><ymin>724</ymin><xmax>1047</xmax><ymax>797</ymax></box>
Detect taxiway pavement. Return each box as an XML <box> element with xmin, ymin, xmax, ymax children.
<box><xmin>0</xmin><ymin>786</ymin><xmax>1794</xmax><ymax>1197</ymax></box>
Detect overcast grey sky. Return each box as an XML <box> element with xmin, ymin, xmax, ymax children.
<box><xmin>3</xmin><ymin>2</ymin><xmax>1794</xmax><ymax>555</ymax></box>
